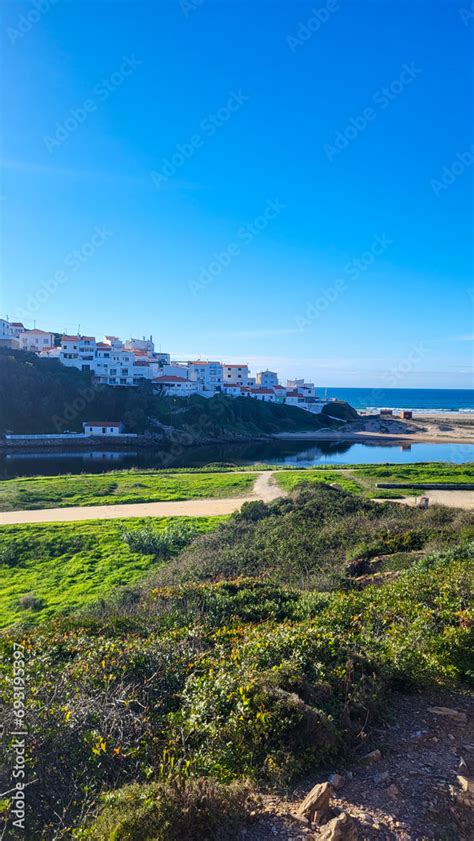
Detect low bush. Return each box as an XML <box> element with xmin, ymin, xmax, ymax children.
<box><xmin>76</xmin><ymin>778</ymin><xmax>254</xmax><ymax>841</ymax></box>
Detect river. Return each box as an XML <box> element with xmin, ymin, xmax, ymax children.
<box><xmin>0</xmin><ymin>440</ymin><xmax>472</xmax><ymax>478</ymax></box>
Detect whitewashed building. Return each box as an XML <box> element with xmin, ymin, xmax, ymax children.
<box><xmin>18</xmin><ymin>329</ymin><xmax>55</xmax><ymax>352</ymax></box>
<box><xmin>0</xmin><ymin>318</ymin><xmax>17</xmax><ymax>348</ymax></box>
<box><xmin>153</xmin><ymin>375</ymin><xmax>197</xmax><ymax>396</ymax></box>
<box><xmin>83</xmin><ymin>421</ymin><xmax>125</xmax><ymax>436</ymax></box>
<box><xmin>256</xmin><ymin>370</ymin><xmax>278</xmax><ymax>388</ymax></box>
<box><xmin>223</xmin><ymin>364</ymin><xmax>249</xmax><ymax>385</ymax></box>
<box><xmin>188</xmin><ymin>361</ymin><xmax>223</xmax><ymax>391</ymax></box>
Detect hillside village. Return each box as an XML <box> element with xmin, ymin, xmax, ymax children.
<box><xmin>0</xmin><ymin>317</ymin><xmax>333</xmax><ymax>414</ymax></box>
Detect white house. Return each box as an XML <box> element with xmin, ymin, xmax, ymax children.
<box><xmin>285</xmin><ymin>391</ymin><xmax>308</xmax><ymax>408</ymax></box>
<box><xmin>223</xmin><ymin>364</ymin><xmax>249</xmax><ymax>385</ymax></box>
<box><xmin>83</xmin><ymin>421</ymin><xmax>125</xmax><ymax>436</ymax></box>
<box><xmin>222</xmin><ymin>383</ymin><xmax>243</xmax><ymax>397</ymax></box>
<box><xmin>287</xmin><ymin>379</ymin><xmax>317</xmax><ymax>398</ymax></box>
<box><xmin>242</xmin><ymin>387</ymin><xmax>276</xmax><ymax>402</ymax></box>
<box><xmin>188</xmin><ymin>360</ymin><xmax>223</xmax><ymax>391</ymax></box>
<box><xmin>256</xmin><ymin>370</ymin><xmax>278</xmax><ymax>388</ymax></box>
<box><xmin>9</xmin><ymin>322</ymin><xmax>25</xmax><ymax>339</ymax></box>
<box><xmin>18</xmin><ymin>329</ymin><xmax>55</xmax><ymax>352</ymax></box>
<box><xmin>153</xmin><ymin>375</ymin><xmax>197</xmax><ymax>396</ymax></box>
<box><xmin>0</xmin><ymin>319</ymin><xmax>17</xmax><ymax>348</ymax></box>
<box><xmin>125</xmin><ymin>336</ymin><xmax>155</xmax><ymax>353</ymax></box>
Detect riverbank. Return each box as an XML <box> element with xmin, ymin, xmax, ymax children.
<box><xmin>273</xmin><ymin>412</ymin><xmax>474</xmax><ymax>444</ymax></box>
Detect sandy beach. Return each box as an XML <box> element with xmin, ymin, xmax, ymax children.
<box><xmin>273</xmin><ymin>412</ymin><xmax>474</xmax><ymax>445</ymax></box>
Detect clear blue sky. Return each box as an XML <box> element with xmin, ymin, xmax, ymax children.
<box><xmin>1</xmin><ymin>0</ymin><xmax>473</xmax><ymax>388</ymax></box>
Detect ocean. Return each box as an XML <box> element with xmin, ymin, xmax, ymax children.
<box><xmin>323</xmin><ymin>388</ymin><xmax>473</xmax><ymax>413</ymax></box>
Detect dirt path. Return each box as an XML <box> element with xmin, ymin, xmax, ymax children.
<box><xmin>0</xmin><ymin>471</ymin><xmax>284</xmax><ymax>525</ymax></box>
<box><xmin>246</xmin><ymin>688</ymin><xmax>474</xmax><ymax>840</ymax></box>
<box><xmin>374</xmin><ymin>490</ymin><xmax>474</xmax><ymax>511</ymax></box>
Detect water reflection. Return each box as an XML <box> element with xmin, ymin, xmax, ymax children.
<box><xmin>0</xmin><ymin>439</ymin><xmax>472</xmax><ymax>479</ymax></box>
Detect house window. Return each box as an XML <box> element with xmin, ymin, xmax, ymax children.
<box><xmin>102</xmin><ymin>427</ymin><xmax>106</xmax><ymax>434</ymax></box>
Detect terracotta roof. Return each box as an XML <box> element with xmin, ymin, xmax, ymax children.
<box><xmin>96</xmin><ymin>343</ymin><xmax>110</xmax><ymax>349</ymax></box>
<box><xmin>187</xmin><ymin>361</ymin><xmax>220</xmax><ymax>366</ymax></box>
<box><xmin>252</xmin><ymin>388</ymin><xmax>274</xmax><ymax>394</ymax></box>
<box><xmin>84</xmin><ymin>421</ymin><xmax>122</xmax><ymax>427</ymax></box>
<box><xmin>10</xmin><ymin>322</ymin><xmax>24</xmax><ymax>328</ymax></box>
<box><xmin>133</xmin><ymin>360</ymin><xmax>150</xmax><ymax>366</ymax></box>
<box><xmin>62</xmin><ymin>335</ymin><xmax>81</xmax><ymax>342</ymax></box>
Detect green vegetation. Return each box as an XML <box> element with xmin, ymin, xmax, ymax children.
<box><xmin>0</xmin><ymin>516</ymin><xmax>221</xmax><ymax>627</ymax></box>
<box><xmin>77</xmin><ymin>779</ymin><xmax>254</xmax><ymax>841</ymax></box>
<box><xmin>0</xmin><ymin>470</ymin><xmax>255</xmax><ymax>511</ymax></box>
<box><xmin>156</xmin><ymin>484</ymin><xmax>474</xmax><ymax>590</ymax></box>
<box><xmin>0</xmin><ymin>348</ymin><xmax>348</xmax><ymax>435</ymax></box>
<box><xmin>0</xmin><ymin>476</ymin><xmax>472</xmax><ymax>839</ymax></box>
<box><xmin>276</xmin><ymin>462</ymin><xmax>474</xmax><ymax>499</ymax></box>
<box><xmin>275</xmin><ymin>469</ymin><xmax>362</xmax><ymax>494</ymax></box>
<box><xmin>1</xmin><ymin>521</ymin><xmax>472</xmax><ymax>837</ymax></box>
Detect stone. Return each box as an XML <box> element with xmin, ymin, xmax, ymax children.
<box><xmin>374</xmin><ymin>770</ymin><xmax>390</xmax><ymax>785</ymax></box>
<box><xmin>387</xmin><ymin>784</ymin><xmax>400</xmax><ymax>798</ymax></box>
<box><xmin>455</xmin><ymin>776</ymin><xmax>474</xmax><ymax>809</ymax></box>
<box><xmin>328</xmin><ymin>773</ymin><xmax>345</xmax><ymax>790</ymax></box>
<box><xmin>318</xmin><ymin>812</ymin><xmax>358</xmax><ymax>840</ymax></box>
<box><xmin>360</xmin><ymin>749</ymin><xmax>382</xmax><ymax>764</ymax></box>
<box><xmin>427</xmin><ymin>706</ymin><xmax>467</xmax><ymax>724</ymax></box>
<box><xmin>297</xmin><ymin>781</ymin><xmax>333</xmax><ymax>822</ymax></box>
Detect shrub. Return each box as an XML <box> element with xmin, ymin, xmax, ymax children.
<box><xmin>76</xmin><ymin>778</ymin><xmax>254</xmax><ymax>840</ymax></box>
<box><xmin>122</xmin><ymin>522</ymin><xmax>200</xmax><ymax>558</ymax></box>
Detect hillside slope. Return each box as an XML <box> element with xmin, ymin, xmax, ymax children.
<box><xmin>0</xmin><ymin>349</ymin><xmax>348</xmax><ymax>437</ymax></box>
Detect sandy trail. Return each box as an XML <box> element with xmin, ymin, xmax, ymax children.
<box><xmin>374</xmin><ymin>490</ymin><xmax>474</xmax><ymax>510</ymax></box>
<box><xmin>0</xmin><ymin>471</ymin><xmax>284</xmax><ymax>525</ymax></box>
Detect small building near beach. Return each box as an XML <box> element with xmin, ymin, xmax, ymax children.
<box><xmin>83</xmin><ymin>421</ymin><xmax>125</xmax><ymax>436</ymax></box>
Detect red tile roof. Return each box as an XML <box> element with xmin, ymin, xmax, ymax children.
<box><xmin>62</xmin><ymin>335</ymin><xmax>81</xmax><ymax>342</ymax></box>
<box><xmin>84</xmin><ymin>421</ymin><xmax>122</xmax><ymax>427</ymax></box>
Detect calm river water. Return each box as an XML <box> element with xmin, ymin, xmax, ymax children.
<box><xmin>0</xmin><ymin>440</ymin><xmax>472</xmax><ymax>479</ymax></box>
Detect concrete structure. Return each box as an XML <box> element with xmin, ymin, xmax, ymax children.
<box><xmin>287</xmin><ymin>379</ymin><xmax>317</xmax><ymax>398</ymax></box>
<box><xmin>256</xmin><ymin>370</ymin><xmax>278</xmax><ymax>388</ymax></box>
<box><xmin>223</xmin><ymin>364</ymin><xmax>249</xmax><ymax>385</ymax></box>
<box><xmin>242</xmin><ymin>387</ymin><xmax>276</xmax><ymax>402</ymax></box>
<box><xmin>124</xmin><ymin>336</ymin><xmax>154</xmax><ymax>353</ymax></box>
<box><xmin>188</xmin><ymin>360</ymin><xmax>223</xmax><ymax>391</ymax></box>
<box><xmin>18</xmin><ymin>329</ymin><xmax>55</xmax><ymax>352</ymax></box>
<box><xmin>153</xmin><ymin>375</ymin><xmax>197</xmax><ymax>395</ymax></box>
<box><xmin>0</xmin><ymin>319</ymin><xmax>17</xmax><ymax>348</ymax></box>
<box><xmin>83</xmin><ymin>421</ymin><xmax>125</xmax><ymax>436</ymax></box>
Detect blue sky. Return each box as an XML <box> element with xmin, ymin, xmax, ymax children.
<box><xmin>1</xmin><ymin>0</ymin><xmax>473</xmax><ymax>388</ymax></box>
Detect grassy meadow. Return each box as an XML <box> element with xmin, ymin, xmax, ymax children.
<box><xmin>0</xmin><ymin>469</ymin><xmax>256</xmax><ymax>511</ymax></box>
<box><xmin>0</xmin><ymin>516</ymin><xmax>222</xmax><ymax>627</ymax></box>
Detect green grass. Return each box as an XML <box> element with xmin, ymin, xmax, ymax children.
<box><xmin>0</xmin><ymin>470</ymin><xmax>256</xmax><ymax>511</ymax></box>
<box><xmin>0</xmin><ymin>516</ymin><xmax>222</xmax><ymax>627</ymax></box>
<box><xmin>275</xmin><ymin>469</ymin><xmax>362</xmax><ymax>494</ymax></box>
<box><xmin>275</xmin><ymin>462</ymin><xmax>473</xmax><ymax>499</ymax></box>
